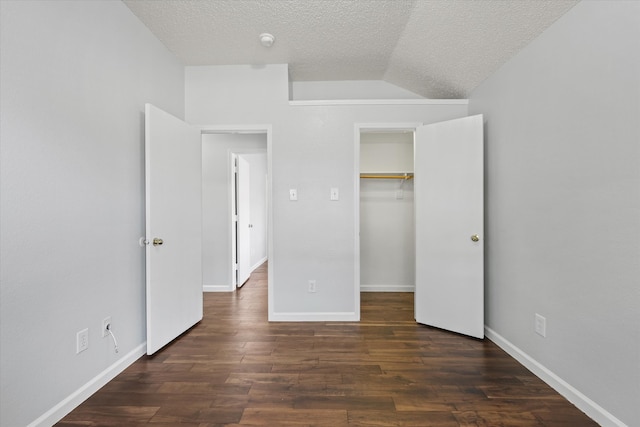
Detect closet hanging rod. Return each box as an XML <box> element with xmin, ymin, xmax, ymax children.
<box><xmin>360</xmin><ymin>174</ymin><xmax>413</xmax><ymax>180</ymax></box>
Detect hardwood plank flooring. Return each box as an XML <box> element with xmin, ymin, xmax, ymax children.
<box><xmin>57</xmin><ymin>263</ymin><xmax>597</xmax><ymax>426</ymax></box>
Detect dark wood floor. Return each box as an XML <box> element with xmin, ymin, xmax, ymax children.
<box><xmin>57</xmin><ymin>263</ymin><xmax>597</xmax><ymax>426</ymax></box>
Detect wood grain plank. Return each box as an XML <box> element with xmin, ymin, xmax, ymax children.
<box><xmin>57</xmin><ymin>262</ymin><xmax>597</xmax><ymax>426</ymax></box>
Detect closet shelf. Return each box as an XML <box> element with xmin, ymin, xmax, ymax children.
<box><xmin>360</xmin><ymin>173</ymin><xmax>414</xmax><ymax>180</ymax></box>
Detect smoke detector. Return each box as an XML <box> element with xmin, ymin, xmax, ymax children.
<box><xmin>259</xmin><ymin>33</ymin><xmax>275</xmax><ymax>48</ymax></box>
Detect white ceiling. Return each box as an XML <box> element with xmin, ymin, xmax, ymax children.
<box><xmin>123</xmin><ymin>0</ymin><xmax>578</xmax><ymax>98</ymax></box>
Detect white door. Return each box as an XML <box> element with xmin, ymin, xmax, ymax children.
<box><xmin>236</xmin><ymin>155</ymin><xmax>251</xmax><ymax>287</ymax></box>
<box><xmin>414</xmin><ymin>114</ymin><xmax>484</xmax><ymax>339</ymax></box>
<box><xmin>145</xmin><ymin>103</ymin><xmax>203</xmax><ymax>355</ymax></box>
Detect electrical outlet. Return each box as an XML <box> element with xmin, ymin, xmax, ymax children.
<box><xmin>77</xmin><ymin>328</ymin><xmax>89</xmax><ymax>353</ymax></box>
<box><xmin>102</xmin><ymin>316</ymin><xmax>112</xmax><ymax>338</ymax></box>
<box><xmin>535</xmin><ymin>313</ymin><xmax>546</xmax><ymax>337</ymax></box>
<box><xmin>308</xmin><ymin>280</ymin><xmax>316</xmax><ymax>293</ymax></box>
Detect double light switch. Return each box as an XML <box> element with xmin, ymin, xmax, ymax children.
<box><xmin>289</xmin><ymin>188</ymin><xmax>340</xmax><ymax>201</ymax></box>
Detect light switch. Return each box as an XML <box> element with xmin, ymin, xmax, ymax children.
<box><xmin>289</xmin><ymin>188</ymin><xmax>298</xmax><ymax>201</ymax></box>
<box><xmin>330</xmin><ymin>188</ymin><xmax>339</xmax><ymax>201</ymax></box>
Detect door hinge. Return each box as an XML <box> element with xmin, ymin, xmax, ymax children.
<box><xmin>233</xmin><ymin>263</ymin><xmax>238</xmax><ymax>271</ymax></box>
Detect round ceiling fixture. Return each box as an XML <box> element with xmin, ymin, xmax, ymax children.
<box><xmin>259</xmin><ymin>33</ymin><xmax>275</xmax><ymax>48</ymax></box>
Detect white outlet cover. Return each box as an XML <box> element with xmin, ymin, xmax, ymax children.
<box><xmin>289</xmin><ymin>188</ymin><xmax>298</xmax><ymax>201</ymax></box>
<box><xmin>77</xmin><ymin>328</ymin><xmax>89</xmax><ymax>353</ymax></box>
<box><xmin>102</xmin><ymin>316</ymin><xmax>112</xmax><ymax>337</ymax></box>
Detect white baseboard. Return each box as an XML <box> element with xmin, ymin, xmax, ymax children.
<box><xmin>269</xmin><ymin>312</ymin><xmax>359</xmax><ymax>322</ymax></box>
<box><xmin>27</xmin><ymin>343</ymin><xmax>146</xmax><ymax>427</ymax></box>
<box><xmin>250</xmin><ymin>257</ymin><xmax>268</xmax><ymax>272</ymax></box>
<box><xmin>203</xmin><ymin>284</ymin><xmax>233</xmax><ymax>292</ymax></box>
<box><xmin>485</xmin><ymin>327</ymin><xmax>627</xmax><ymax>427</ymax></box>
<box><xmin>361</xmin><ymin>284</ymin><xmax>415</xmax><ymax>292</ymax></box>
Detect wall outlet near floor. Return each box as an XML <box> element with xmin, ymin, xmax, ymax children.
<box><xmin>102</xmin><ymin>316</ymin><xmax>112</xmax><ymax>338</ymax></box>
<box><xmin>308</xmin><ymin>280</ymin><xmax>317</xmax><ymax>293</ymax></box>
<box><xmin>535</xmin><ymin>313</ymin><xmax>546</xmax><ymax>337</ymax></box>
<box><xmin>77</xmin><ymin>328</ymin><xmax>89</xmax><ymax>353</ymax></box>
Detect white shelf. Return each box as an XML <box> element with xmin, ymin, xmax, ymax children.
<box><xmin>360</xmin><ymin>170</ymin><xmax>413</xmax><ymax>174</ymax></box>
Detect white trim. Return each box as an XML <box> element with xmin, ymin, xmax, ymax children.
<box><xmin>27</xmin><ymin>343</ymin><xmax>146</xmax><ymax>427</ymax></box>
<box><xmin>361</xmin><ymin>284</ymin><xmax>415</xmax><ymax>292</ymax></box>
<box><xmin>485</xmin><ymin>327</ymin><xmax>628</xmax><ymax>427</ymax></box>
<box><xmin>230</xmin><ymin>152</ymin><xmax>238</xmax><ymax>289</ymax></box>
<box><xmin>269</xmin><ymin>312</ymin><xmax>359</xmax><ymax>322</ymax></box>
<box><xmin>357</xmin><ymin>122</ymin><xmax>424</xmax><ymax>133</ymax></box>
<box><xmin>195</xmin><ymin>124</ymin><xmax>271</xmax><ymax>133</ymax></box>
<box><xmin>289</xmin><ymin>99</ymin><xmax>468</xmax><ymax>107</ymax></box>
<box><xmin>203</xmin><ymin>284</ymin><xmax>233</xmax><ymax>292</ymax></box>
<box><xmin>250</xmin><ymin>256</ymin><xmax>268</xmax><ymax>273</ymax></box>
<box><xmin>354</xmin><ymin>123</ymin><xmax>423</xmax><ymax>321</ymax></box>
<box><xmin>353</xmin><ymin>126</ymin><xmax>361</xmax><ymax>322</ymax></box>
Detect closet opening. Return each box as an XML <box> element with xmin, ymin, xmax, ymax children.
<box><xmin>359</xmin><ymin>129</ymin><xmax>416</xmax><ymax>294</ymax></box>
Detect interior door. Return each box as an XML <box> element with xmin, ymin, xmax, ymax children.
<box><xmin>145</xmin><ymin>103</ymin><xmax>203</xmax><ymax>355</ymax></box>
<box><xmin>414</xmin><ymin>114</ymin><xmax>484</xmax><ymax>339</ymax></box>
<box><xmin>236</xmin><ymin>155</ymin><xmax>251</xmax><ymax>287</ymax></box>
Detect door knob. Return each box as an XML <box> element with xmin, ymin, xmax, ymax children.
<box><xmin>471</xmin><ymin>234</ymin><xmax>480</xmax><ymax>242</ymax></box>
<box><xmin>153</xmin><ymin>238</ymin><xmax>164</xmax><ymax>246</ymax></box>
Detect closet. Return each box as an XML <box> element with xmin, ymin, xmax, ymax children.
<box><xmin>357</xmin><ymin>115</ymin><xmax>485</xmax><ymax>339</ymax></box>
<box><xmin>359</xmin><ymin>131</ymin><xmax>415</xmax><ymax>292</ymax></box>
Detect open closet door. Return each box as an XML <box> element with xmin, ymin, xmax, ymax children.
<box><xmin>145</xmin><ymin>103</ymin><xmax>203</xmax><ymax>355</ymax></box>
<box><xmin>414</xmin><ymin>115</ymin><xmax>484</xmax><ymax>339</ymax></box>
<box><xmin>236</xmin><ymin>155</ymin><xmax>251</xmax><ymax>287</ymax></box>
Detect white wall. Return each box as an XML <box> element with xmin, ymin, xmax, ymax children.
<box><xmin>201</xmin><ymin>133</ymin><xmax>267</xmax><ymax>291</ymax></box>
<box><xmin>469</xmin><ymin>1</ymin><xmax>640</xmax><ymax>425</ymax></box>
<box><xmin>0</xmin><ymin>1</ymin><xmax>185</xmax><ymax>426</ymax></box>
<box><xmin>186</xmin><ymin>65</ymin><xmax>468</xmax><ymax>319</ymax></box>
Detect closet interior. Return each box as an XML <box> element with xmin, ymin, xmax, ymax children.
<box><xmin>360</xmin><ymin>131</ymin><xmax>416</xmax><ymax>292</ymax></box>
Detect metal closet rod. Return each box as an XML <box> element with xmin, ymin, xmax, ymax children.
<box><xmin>359</xmin><ymin>173</ymin><xmax>414</xmax><ymax>180</ymax></box>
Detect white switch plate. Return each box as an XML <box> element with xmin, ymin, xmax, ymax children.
<box><xmin>289</xmin><ymin>188</ymin><xmax>297</xmax><ymax>201</ymax></box>
<box><xmin>330</xmin><ymin>188</ymin><xmax>339</xmax><ymax>201</ymax></box>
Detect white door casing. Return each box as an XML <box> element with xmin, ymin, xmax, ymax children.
<box><xmin>145</xmin><ymin>103</ymin><xmax>203</xmax><ymax>355</ymax></box>
<box><xmin>414</xmin><ymin>115</ymin><xmax>484</xmax><ymax>339</ymax></box>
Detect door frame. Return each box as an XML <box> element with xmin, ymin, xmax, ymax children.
<box><xmin>198</xmin><ymin>125</ymin><xmax>273</xmax><ymax>311</ymax></box>
<box><xmin>354</xmin><ymin>122</ymin><xmax>423</xmax><ymax>318</ymax></box>
<box><xmin>231</xmin><ymin>149</ymin><xmax>268</xmax><ymax>288</ymax></box>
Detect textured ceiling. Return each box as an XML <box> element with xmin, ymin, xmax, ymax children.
<box><xmin>123</xmin><ymin>0</ymin><xmax>578</xmax><ymax>98</ymax></box>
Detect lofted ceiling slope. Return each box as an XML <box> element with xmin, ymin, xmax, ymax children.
<box><xmin>123</xmin><ymin>0</ymin><xmax>578</xmax><ymax>98</ymax></box>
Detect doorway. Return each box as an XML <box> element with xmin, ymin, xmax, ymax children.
<box><xmin>355</xmin><ymin>117</ymin><xmax>484</xmax><ymax>339</ymax></box>
<box><xmin>201</xmin><ymin>129</ymin><xmax>270</xmax><ymax>293</ymax></box>
<box><xmin>232</xmin><ymin>151</ymin><xmax>268</xmax><ymax>287</ymax></box>
<box><xmin>359</xmin><ymin>130</ymin><xmax>416</xmax><ymax>292</ymax></box>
